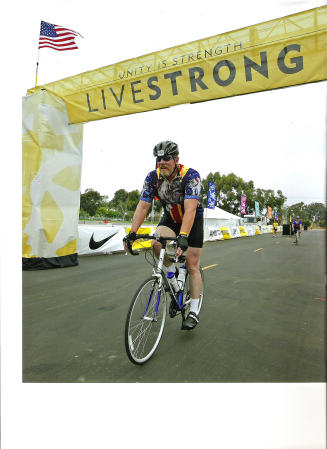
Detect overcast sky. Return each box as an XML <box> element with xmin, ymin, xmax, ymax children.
<box><xmin>19</xmin><ymin>0</ymin><xmax>327</xmax><ymax>208</ymax></box>
<box><xmin>2</xmin><ymin>1</ymin><xmax>326</xmax><ymax>448</ymax></box>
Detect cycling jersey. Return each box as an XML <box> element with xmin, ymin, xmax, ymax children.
<box><xmin>293</xmin><ymin>220</ymin><xmax>302</xmax><ymax>229</ymax></box>
<box><xmin>140</xmin><ymin>164</ymin><xmax>204</xmax><ymax>224</ymax></box>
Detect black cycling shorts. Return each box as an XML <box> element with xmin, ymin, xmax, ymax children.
<box><xmin>157</xmin><ymin>214</ymin><xmax>204</xmax><ymax>248</ymax></box>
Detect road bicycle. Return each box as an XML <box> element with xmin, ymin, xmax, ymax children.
<box><xmin>294</xmin><ymin>229</ymin><xmax>299</xmax><ymax>245</ymax></box>
<box><xmin>124</xmin><ymin>233</ymin><xmax>204</xmax><ymax>365</ymax></box>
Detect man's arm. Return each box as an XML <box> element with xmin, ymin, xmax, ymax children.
<box><xmin>124</xmin><ymin>200</ymin><xmax>151</xmax><ymax>253</ymax></box>
<box><xmin>180</xmin><ymin>199</ymin><xmax>198</xmax><ymax>235</ymax></box>
<box><xmin>130</xmin><ymin>200</ymin><xmax>152</xmax><ymax>233</ymax></box>
<box><xmin>176</xmin><ymin>198</ymin><xmax>198</xmax><ymax>257</ymax></box>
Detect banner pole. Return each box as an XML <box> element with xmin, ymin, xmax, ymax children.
<box><xmin>205</xmin><ymin>184</ymin><xmax>210</xmax><ymax>227</ymax></box>
<box><xmin>35</xmin><ymin>48</ymin><xmax>40</xmax><ymax>87</ymax></box>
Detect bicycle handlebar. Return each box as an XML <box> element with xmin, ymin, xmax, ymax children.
<box><xmin>125</xmin><ymin>233</ymin><xmax>178</xmax><ymax>256</ymax></box>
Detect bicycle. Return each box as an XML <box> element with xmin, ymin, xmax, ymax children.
<box><xmin>294</xmin><ymin>229</ymin><xmax>299</xmax><ymax>245</ymax></box>
<box><xmin>124</xmin><ymin>233</ymin><xmax>204</xmax><ymax>365</ymax></box>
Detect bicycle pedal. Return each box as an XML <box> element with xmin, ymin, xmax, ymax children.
<box><xmin>169</xmin><ymin>300</ymin><xmax>179</xmax><ymax>318</ymax></box>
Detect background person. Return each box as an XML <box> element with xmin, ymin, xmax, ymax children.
<box><xmin>123</xmin><ymin>140</ymin><xmax>204</xmax><ymax>331</ymax></box>
<box><xmin>273</xmin><ymin>221</ymin><xmax>278</xmax><ymax>237</ymax></box>
<box><xmin>292</xmin><ymin>216</ymin><xmax>303</xmax><ymax>242</ymax></box>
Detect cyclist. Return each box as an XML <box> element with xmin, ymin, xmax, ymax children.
<box><xmin>273</xmin><ymin>221</ymin><xmax>278</xmax><ymax>237</ymax></box>
<box><xmin>123</xmin><ymin>140</ymin><xmax>204</xmax><ymax>331</ymax></box>
<box><xmin>292</xmin><ymin>216</ymin><xmax>302</xmax><ymax>243</ymax></box>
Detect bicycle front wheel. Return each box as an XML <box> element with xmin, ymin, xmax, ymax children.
<box><xmin>181</xmin><ymin>267</ymin><xmax>204</xmax><ymax>320</ymax></box>
<box><xmin>125</xmin><ymin>276</ymin><xmax>167</xmax><ymax>365</ymax></box>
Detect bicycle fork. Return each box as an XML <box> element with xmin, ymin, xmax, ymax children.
<box><xmin>142</xmin><ymin>247</ymin><xmax>166</xmax><ymax>322</ymax></box>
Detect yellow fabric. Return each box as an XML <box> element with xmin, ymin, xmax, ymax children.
<box><xmin>126</xmin><ymin>227</ymin><xmax>153</xmax><ymax>249</ymax></box>
<box><xmin>220</xmin><ymin>227</ymin><xmax>231</xmax><ymax>239</ymax></box>
<box><xmin>239</xmin><ymin>226</ymin><xmax>248</xmax><ymax>237</ymax></box>
<box><xmin>22</xmin><ymin>90</ymin><xmax>84</xmax><ymax>258</ymax></box>
<box><xmin>27</xmin><ymin>7</ymin><xmax>327</xmax><ymax>125</ymax></box>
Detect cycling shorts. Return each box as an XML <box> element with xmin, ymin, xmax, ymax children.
<box><xmin>157</xmin><ymin>214</ymin><xmax>204</xmax><ymax>248</ymax></box>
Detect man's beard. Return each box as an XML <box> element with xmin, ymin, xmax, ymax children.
<box><xmin>159</xmin><ymin>166</ymin><xmax>174</xmax><ymax>179</ymax></box>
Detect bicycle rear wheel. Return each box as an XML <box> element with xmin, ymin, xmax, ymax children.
<box><xmin>181</xmin><ymin>267</ymin><xmax>204</xmax><ymax>320</ymax></box>
<box><xmin>125</xmin><ymin>276</ymin><xmax>166</xmax><ymax>365</ymax></box>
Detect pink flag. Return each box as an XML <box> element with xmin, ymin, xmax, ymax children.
<box><xmin>241</xmin><ymin>195</ymin><xmax>246</xmax><ymax>214</ymax></box>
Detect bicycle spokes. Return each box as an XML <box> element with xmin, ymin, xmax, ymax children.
<box><xmin>125</xmin><ymin>277</ymin><xmax>167</xmax><ymax>365</ymax></box>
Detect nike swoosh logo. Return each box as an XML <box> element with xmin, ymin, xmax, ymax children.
<box><xmin>89</xmin><ymin>231</ymin><xmax>119</xmax><ymax>250</ymax></box>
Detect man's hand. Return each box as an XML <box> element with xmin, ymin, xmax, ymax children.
<box><xmin>123</xmin><ymin>231</ymin><xmax>137</xmax><ymax>253</ymax></box>
<box><xmin>176</xmin><ymin>233</ymin><xmax>188</xmax><ymax>258</ymax></box>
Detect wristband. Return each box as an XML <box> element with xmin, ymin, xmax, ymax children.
<box><xmin>179</xmin><ymin>231</ymin><xmax>188</xmax><ymax>236</ymax></box>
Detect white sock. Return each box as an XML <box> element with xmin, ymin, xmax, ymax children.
<box><xmin>165</xmin><ymin>263</ymin><xmax>176</xmax><ymax>274</ymax></box>
<box><xmin>190</xmin><ymin>298</ymin><xmax>199</xmax><ymax>315</ymax></box>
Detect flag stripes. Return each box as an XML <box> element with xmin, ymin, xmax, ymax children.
<box><xmin>39</xmin><ymin>21</ymin><xmax>80</xmax><ymax>51</ymax></box>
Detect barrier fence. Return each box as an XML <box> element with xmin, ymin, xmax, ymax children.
<box><xmin>78</xmin><ymin>224</ymin><xmax>283</xmax><ymax>255</ymax></box>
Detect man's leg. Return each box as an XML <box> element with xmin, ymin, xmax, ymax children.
<box><xmin>152</xmin><ymin>225</ymin><xmax>177</xmax><ymax>269</ymax></box>
<box><xmin>186</xmin><ymin>246</ymin><xmax>202</xmax><ymax>299</ymax></box>
<box><xmin>181</xmin><ymin>246</ymin><xmax>202</xmax><ymax>330</ymax></box>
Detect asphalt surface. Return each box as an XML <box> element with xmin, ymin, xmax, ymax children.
<box><xmin>22</xmin><ymin>230</ymin><xmax>326</xmax><ymax>383</ymax></box>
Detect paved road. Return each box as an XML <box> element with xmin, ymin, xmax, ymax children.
<box><xmin>23</xmin><ymin>230</ymin><xmax>326</xmax><ymax>383</ymax></box>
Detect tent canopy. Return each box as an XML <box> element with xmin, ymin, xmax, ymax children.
<box><xmin>205</xmin><ymin>207</ymin><xmax>241</xmax><ymax>220</ymax></box>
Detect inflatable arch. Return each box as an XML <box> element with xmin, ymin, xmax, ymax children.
<box><xmin>22</xmin><ymin>6</ymin><xmax>327</xmax><ymax>269</ymax></box>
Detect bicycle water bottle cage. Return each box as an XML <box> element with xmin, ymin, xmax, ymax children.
<box><xmin>169</xmin><ymin>254</ymin><xmax>187</xmax><ymax>263</ymax></box>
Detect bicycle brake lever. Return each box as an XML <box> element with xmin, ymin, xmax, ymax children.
<box><xmin>128</xmin><ymin>240</ymin><xmax>139</xmax><ymax>256</ymax></box>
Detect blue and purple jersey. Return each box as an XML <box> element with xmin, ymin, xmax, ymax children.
<box><xmin>140</xmin><ymin>164</ymin><xmax>203</xmax><ymax>224</ymax></box>
<box><xmin>293</xmin><ymin>219</ymin><xmax>302</xmax><ymax>228</ymax></box>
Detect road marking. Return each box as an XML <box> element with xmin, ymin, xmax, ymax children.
<box><xmin>253</xmin><ymin>248</ymin><xmax>263</xmax><ymax>252</ymax></box>
<box><xmin>316</xmin><ymin>298</ymin><xmax>326</xmax><ymax>301</ymax></box>
<box><xmin>202</xmin><ymin>264</ymin><xmax>218</xmax><ymax>270</ymax></box>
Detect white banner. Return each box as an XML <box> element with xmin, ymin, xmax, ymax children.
<box><xmin>78</xmin><ymin>225</ymin><xmax>126</xmax><ymax>255</ymax></box>
<box><xmin>246</xmin><ymin>226</ymin><xmax>254</xmax><ymax>236</ymax></box>
<box><xmin>207</xmin><ymin>226</ymin><xmax>224</xmax><ymax>241</ymax></box>
<box><xmin>231</xmin><ymin>227</ymin><xmax>241</xmax><ymax>238</ymax></box>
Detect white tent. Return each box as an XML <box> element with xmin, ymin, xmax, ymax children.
<box><xmin>204</xmin><ymin>207</ymin><xmax>241</xmax><ymax>228</ymax></box>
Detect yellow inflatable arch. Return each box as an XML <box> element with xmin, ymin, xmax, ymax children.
<box><xmin>22</xmin><ymin>6</ymin><xmax>327</xmax><ymax>269</ymax></box>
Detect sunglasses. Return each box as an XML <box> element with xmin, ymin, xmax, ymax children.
<box><xmin>157</xmin><ymin>155</ymin><xmax>174</xmax><ymax>162</ymax></box>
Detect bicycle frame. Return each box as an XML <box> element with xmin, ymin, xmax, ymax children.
<box><xmin>141</xmin><ymin>236</ymin><xmax>188</xmax><ymax>320</ymax></box>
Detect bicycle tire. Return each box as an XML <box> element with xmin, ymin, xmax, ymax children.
<box><xmin>125</xmin><ymin>276</ymin><xmax>166</xmax><ymax>365</ymax></box>
<box><xmin>181</xmin><ymin>267</ymin><xmax>204</xmax><ymax>321</ymax></box>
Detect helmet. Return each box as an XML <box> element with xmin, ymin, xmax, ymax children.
<box><xmin>153</xmin><ymin>141</ymin><xmax>179</xmax><ymax>158</ymax></box>
<box><xmin>296</xmin><ymin>216</ymin><xmax>300</xmax><ymax>219</ymax></box>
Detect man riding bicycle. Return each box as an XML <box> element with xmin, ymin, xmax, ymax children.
<box><xmin>292</xmin><ymin>216</ymin><xmax>302</xmax><ymax>243</ymax></box>
<box><xmin>123</xmin><ymin>140</ymin><xmax>204</xmax><ymax>331</ymax></box>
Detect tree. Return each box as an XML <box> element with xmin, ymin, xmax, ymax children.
<box><xmin>110</xmin><ymin>189</ymin><xmax>129</xmax><ymax>208</ymax></box>
<box><xmin>287</xmin><ymin>202</ymin><xmax>310</xmax><ymax>222</ymax></box>
<box><xmin>96</xmin><ymin>206</ymin><xmax>109</xmax><ymax>217</ymax></box>
<box><xmin>108</xmin><ymin>189</ymin><xmax>129</xmax><ymax>219</ymax></box>
<box><xmin>80</xmin><ymin>188</ymin><xmax>108</xmax><ymax>216</ymax></box>
<box><xmin>253</xmin><ymin>188</ymin><xmax>287</xmax><ymax>222</ymax></box>
<box><xmin>201</xmin><ymin>172</ymin><xmax>287</xmax><ymax>219</ymax></box>
<box><xmin>304</xmin><ymin>202</ymin><xmax>326</xmax><ymax>222</ymax></box>
<box><xmin>127</xmin><ymin>190</ymin><xmax>140</xmax><ymax>214</ymax></box>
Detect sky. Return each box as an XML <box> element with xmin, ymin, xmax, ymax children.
<box><xmin>18</xmin><ymin>0</ymin><xmax>327</xmax><ymax>208</ymax></box>
<box><xmin>1</xmin><ymin>1</ymin><xmax>326</xmax><ymax>448</ymax></box>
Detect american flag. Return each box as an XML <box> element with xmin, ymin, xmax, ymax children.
<box><xmin>39</xmin><ymin>21</ymin><xmax>82</xmax><ymax>51</ymax></box>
